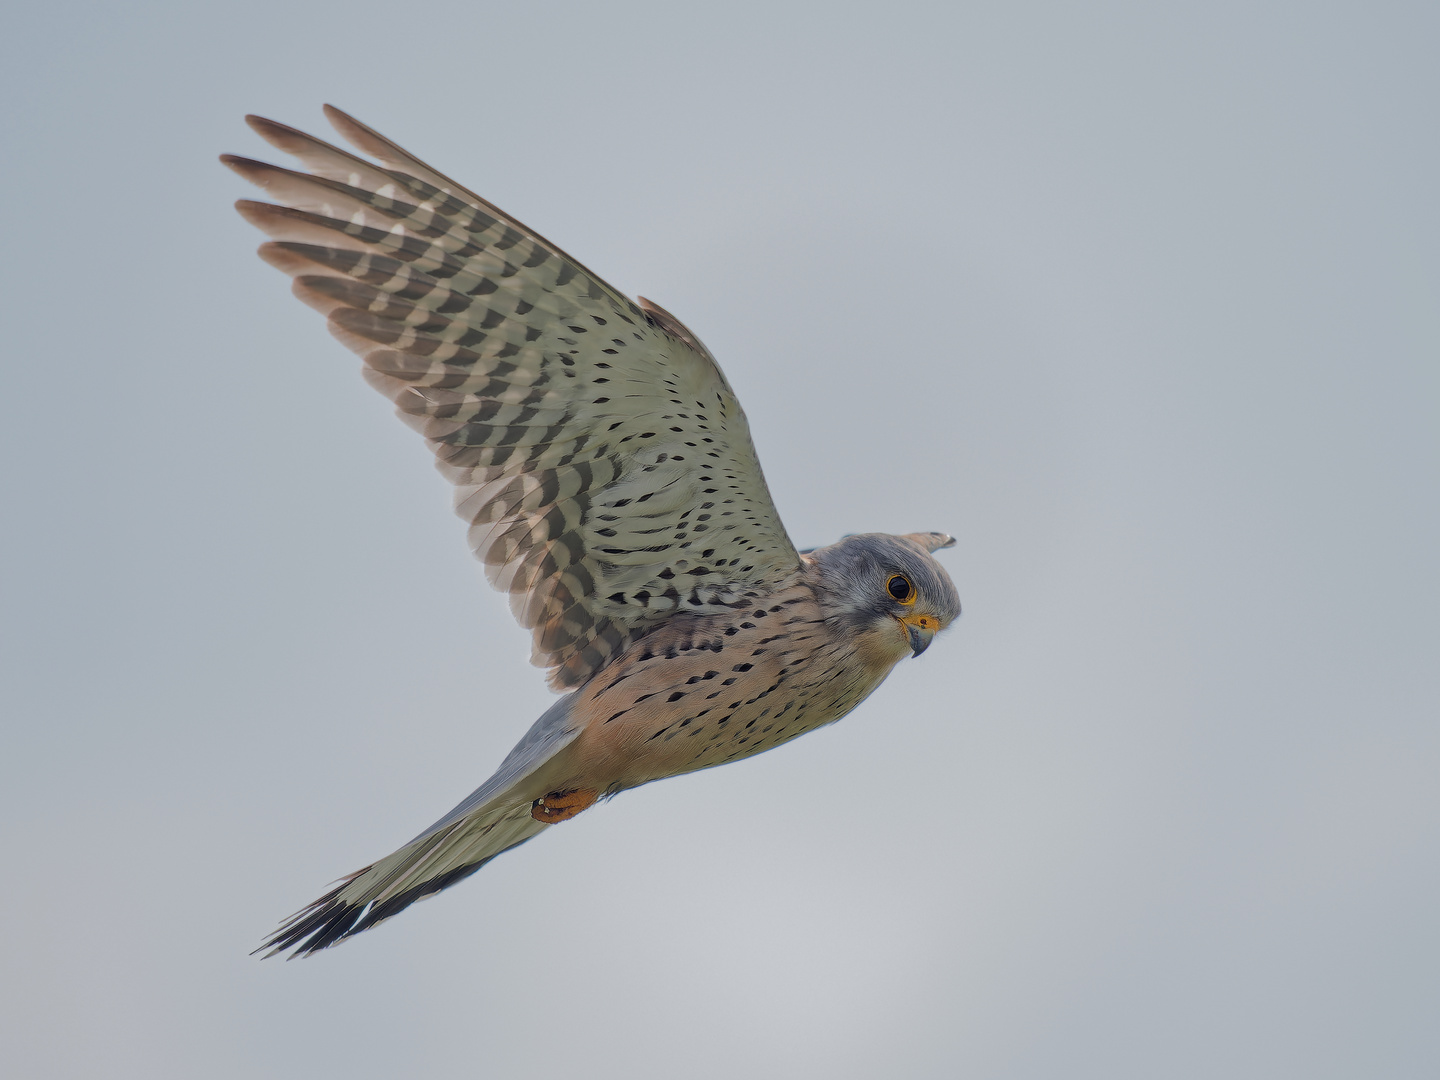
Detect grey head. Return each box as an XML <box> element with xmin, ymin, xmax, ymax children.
<box><xmin>805</xmin><ymin>532</ymin><xmax>961</xmax><ymax>662</ymax></box>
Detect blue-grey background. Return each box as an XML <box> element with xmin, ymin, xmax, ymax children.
<box><xmin>2</xmin><ymin>2</ymin><xmax>1436</xmax><ymax>1077</ymax></box>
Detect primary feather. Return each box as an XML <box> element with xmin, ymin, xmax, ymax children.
<box><xmin>227</xmin><ymin>107</ymin><xmax>801</xmax><ymax>690</ymax></box>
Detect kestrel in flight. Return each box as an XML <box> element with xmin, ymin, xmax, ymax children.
<box><xmin>227</xmin><ymin>107</ymin><xmax>961</xmax><ymax>958</ymax></box>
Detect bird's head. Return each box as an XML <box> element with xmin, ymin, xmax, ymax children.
<box><xmin>805</xmin><ymin>532</ymin><xmax>961</xmax><ymax>670</ymax></box>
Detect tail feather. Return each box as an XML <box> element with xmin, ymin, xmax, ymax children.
<box><xmin>257</xmin><ymin>695</ymin><xmax>580</xmax><ymax>958</ymax></box>
<box><xmin>257</xmin><ymin>805</ymin><xmax>545</xmax><ymax>958</ymax></box>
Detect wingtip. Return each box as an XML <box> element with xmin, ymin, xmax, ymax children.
<box><xmin>243</xmin><ymin>113</ymin><xmax>282</xmax><ymax>136</ymax></box>
<box><xmin>245</xmin><ymin>112</ymin><xmax>340</xmax><ymax>158</ymax></box>
<box><xmin>322</xmin><ymin>103</ymin><xmax>373</xmax><ymax>149</ymax></box>
<box><xmin>220</xmin><ymin>154</ymin><xmax>270</xmax><ymax>183</ymax></box>
<box><xmin>232</xmin><ymin>198</ymin><xmax>274</xmax><ymax>226</ymax></box>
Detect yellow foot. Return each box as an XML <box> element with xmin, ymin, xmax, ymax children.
<box><xmin>531</xmin><ymin>788</ymin><xmax>599</xmax><ymax>824</ymax></box>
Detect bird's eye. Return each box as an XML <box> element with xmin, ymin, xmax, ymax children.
<box><xmin>886</xmin><ymin>574</ymin><xmax>915</xmax><ymax>604</ymax></box>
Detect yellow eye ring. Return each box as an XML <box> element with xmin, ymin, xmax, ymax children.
<box><xmin>886</xmin><ymin>573</ymin><xmax>916</xmax><ymax>605</ymax></box>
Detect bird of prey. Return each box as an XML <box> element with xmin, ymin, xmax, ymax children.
<box><xmin>226</xmin><ymin>107</ymin><xmax>961</xmax><ymax>958</ymax></box>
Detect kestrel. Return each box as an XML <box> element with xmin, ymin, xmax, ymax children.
<box><xmin>228</xmin><ymin>107</ymin><xmax>961</xmax><ymax>958</ymax></box>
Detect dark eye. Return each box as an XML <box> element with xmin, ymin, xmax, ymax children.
<box><xmin>886</xmin><ymin>574</ymin><xmax>915</xmax><ymax>603</ymax></box>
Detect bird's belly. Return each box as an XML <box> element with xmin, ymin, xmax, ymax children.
<box><xmin>564</xmin><ymin>627</ymin><xmax>888</xmax><ymax>791</ymax></box>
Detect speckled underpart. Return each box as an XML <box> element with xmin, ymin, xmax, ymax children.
<box><xmin>233</xmin><ymin>109</ymin><xmax>961</xmax><ymax>959</ymax></box>
<box><xmin>566</xmin><ymin>580</ymin><xmax>895</xmax><ymax>790</ymax></box>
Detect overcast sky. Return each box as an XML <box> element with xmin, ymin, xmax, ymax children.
<box><xmin>2</xmin><ymin>2</ymin><xmax>1436</xmax><ymax>1078</ymax></box>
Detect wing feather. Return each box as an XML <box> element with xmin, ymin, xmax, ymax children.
<box><xmin>229</xmin><ymin>108</ymin><xmax>800</xmax><ymax>688</ymax></box>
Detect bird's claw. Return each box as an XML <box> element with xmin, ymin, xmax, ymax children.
<box><xmin>531</xmin><ymin>788</ymin><xmax>599</xmax><ymax>824</ymax></box>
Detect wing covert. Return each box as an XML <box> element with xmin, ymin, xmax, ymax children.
<box><xmin>226</xmin><ymin>107</ymin><xmax>801</xmax><ymax>689</ymax></box>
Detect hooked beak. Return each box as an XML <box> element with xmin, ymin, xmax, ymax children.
<box><xmin>899</xmin><ymin>612</ymin><xmax>940</xmax><ymax>657</ymax></box>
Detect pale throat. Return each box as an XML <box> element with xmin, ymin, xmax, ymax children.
<box><xmin>850</xmin><ymin>618</ymin><xmax>916</xmax><ymax>677</ymax></box>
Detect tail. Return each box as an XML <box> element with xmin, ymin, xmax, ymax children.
<box><xmin>257</xmin><ymin>695</ymin><xmax>580</xmax><ymax>958</ymax></box>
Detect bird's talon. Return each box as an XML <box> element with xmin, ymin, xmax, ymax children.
<box><xmin>531</xmin><ymin>788</ymin><xmax>599</xmax><ymax>824</ymax></box>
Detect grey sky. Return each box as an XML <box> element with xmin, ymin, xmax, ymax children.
<box><xmin>2</xmin><ymin>1</ymin><xmax>1436</xmax><ymax>1077</ymax></box>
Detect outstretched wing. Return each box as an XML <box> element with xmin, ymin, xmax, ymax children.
<box><xmin>226</xmin><ymin>107</ymin><xmax>801</xmax><ymax>689</ymax></box>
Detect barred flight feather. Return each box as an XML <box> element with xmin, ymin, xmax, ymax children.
<box><xmin>229</xmin><ymin>107</ymin><xmax>801</xmax><ymax>689</ymax></box>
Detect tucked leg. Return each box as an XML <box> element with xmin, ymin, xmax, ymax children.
<box><xmin>531</xmin><ymin>788</ymin><xmax>599</xmax><ymax>824</ymax></box>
